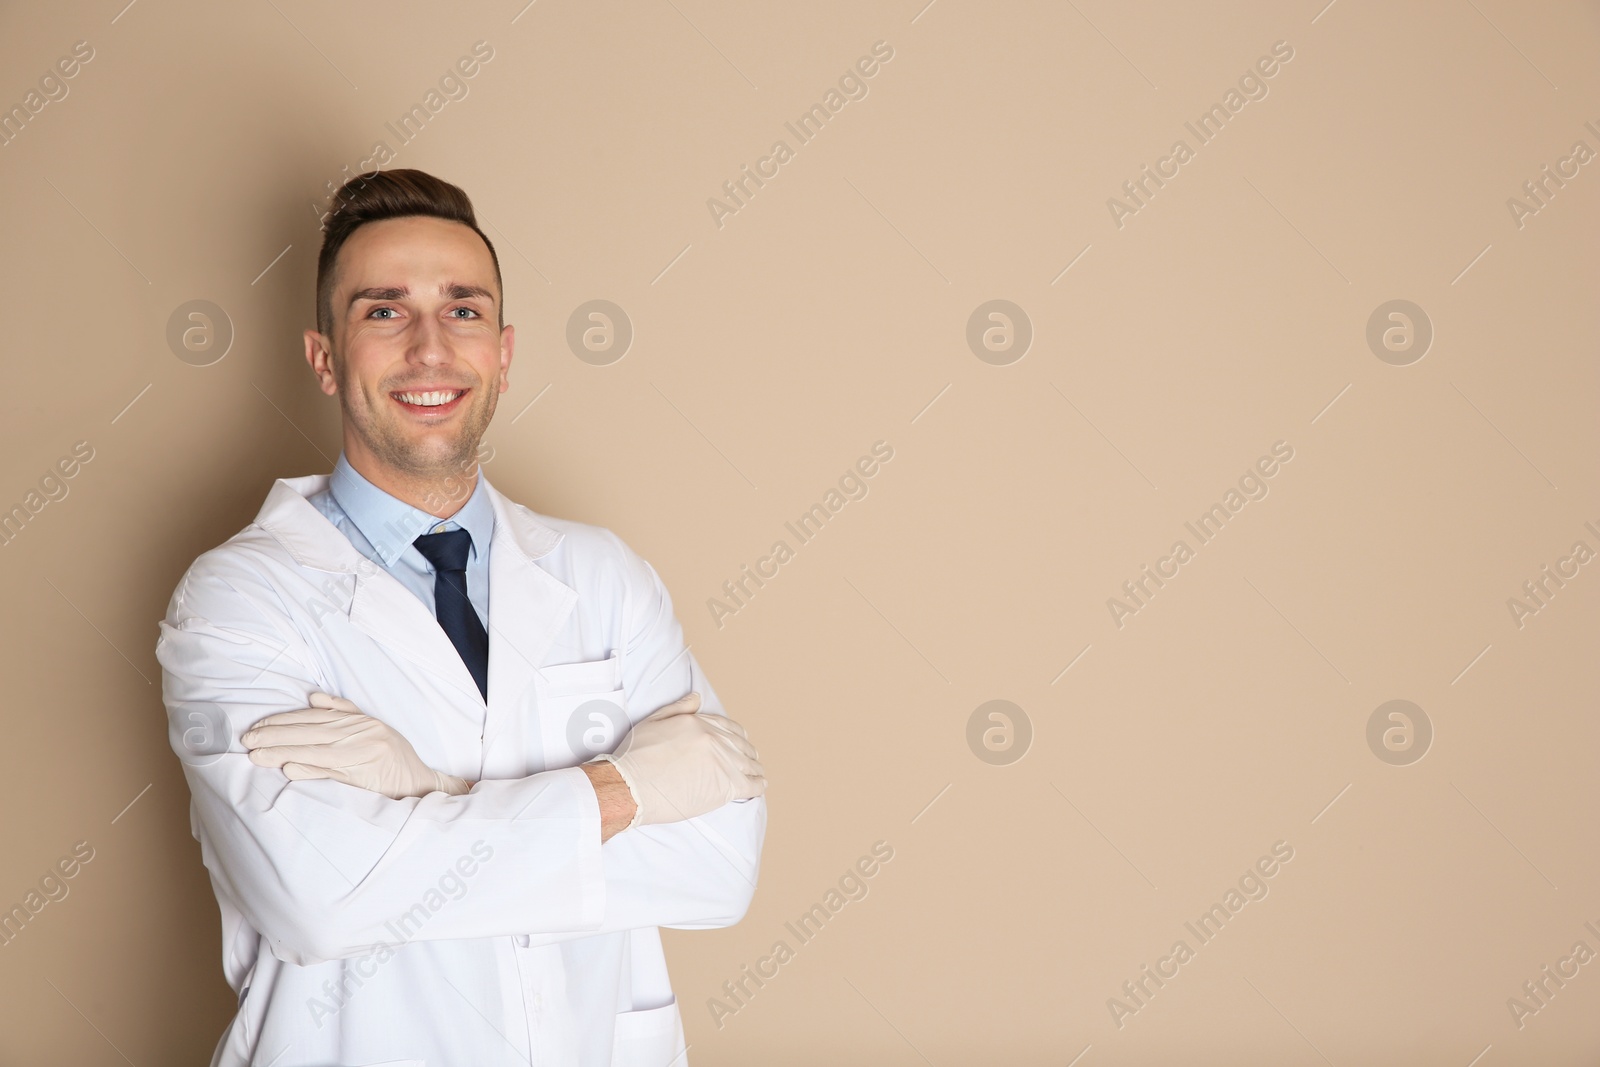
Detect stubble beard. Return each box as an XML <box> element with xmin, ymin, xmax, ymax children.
<box><xmin>335</xmin><ymin>352</ymin><xmax>497</xmax><ymax>483</ymax></box>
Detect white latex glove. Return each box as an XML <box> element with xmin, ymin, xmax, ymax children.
<box><xmin>242</xmin><ymin>692</ymin><xmax>471</xmax><ymax>800</ymax></box>
<box><xmin>591</xmin><ymin>691</ymin><xmax>767</xmax><ymax>829</ymax></box>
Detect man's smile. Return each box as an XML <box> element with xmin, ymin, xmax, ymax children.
<box><xmin>391</xmin><ymin>387</ymin><xmax>469</xmax><ymax>416</ymax></box>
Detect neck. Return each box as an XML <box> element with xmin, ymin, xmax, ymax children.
<box><xmin>345</xmin><ymin>447</ymin><xmax>479</xmax><ymax>520</ymax></box>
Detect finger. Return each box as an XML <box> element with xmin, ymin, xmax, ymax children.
<box><xmin>248</xmin><ymin>707</ymin><xmax>359</xmax><ymax>731</ymax></box>
<box><xmin>308</xmin><ymin>691</ymin><xmax>362</xmax><ymax>713</ymax></box>
<box><xmin>649</xmin><ymin>694</ymin><xmax>700</xmax><ymax>716</ymax></box>
<box><xmin>281</xmin><ymin>762</ymin><xmax>359</xmax><ymax>787</ymax></box>
<box><xmin>715</xmin><ymin>744</ymin><xmax>765</xmax><ymax>779</ymax></box>
<box><xmin>644</xmin><ymin>692</ymin><xmax>702</xmax><ymax>720</ymax></box>
<box><xmin>700</xmin><ymin>716</ymin><xmax>748</xmax><ymax>742</ymax></box>
<box><xmin>703</xmin><ymin>725</ymin><xmax>760</xmax><ymax>762</ymax></box>
<box><xmin>247</xmin><ymin>743</ymin><xmax>359</xmax><ymax>770</ymax></box>
<box><xmin>712</xmin><ymin>736</ymin><xmax>761</xmax><ymax>765</ymax></box>
<box><xmin>245</xmin><ymin>709</ymin><xmax>373</xmax><ymax>744</ymax></box>
<box><xmin>713</xmin><ymin>729</ymin><xmax>761</xmax><ymax>762</ymax></box>
<box><xmin>280</xmin><ymin>761</ymin><xmax>332</xmax><ymax>782</ymax></box>
<box><xmin>241</xmin><ymin>722</ymin><xmax>347</xmax><ymax>750</ymax></box>
<box><xmin>699</xmin><ymin>714</ymin><xmax>752</xmax><ymax>745</ymax></box>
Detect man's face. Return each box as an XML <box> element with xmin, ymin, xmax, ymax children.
<box><xmin>304</xmin><ymin>215</ymin><xmax>512</xmax><ymax>488</ymax></box>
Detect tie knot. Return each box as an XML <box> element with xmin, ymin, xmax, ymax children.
<box><xmin>413</xmin><ymin>527</ymin><xmax>473</xmax><ymax>572</ymax></box>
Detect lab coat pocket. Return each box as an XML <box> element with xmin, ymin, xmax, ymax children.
<box><xmin>610</xmin><ymin>998</ymin><xmax>684</xmax><ymax>1067</ymax></box>
<box><xmin>535</xmin><ymin>651</ymin><xmax>629</xmax><ymax>766</ymax></box>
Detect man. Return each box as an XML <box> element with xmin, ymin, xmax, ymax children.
<box><xmin>156</xmin><ymin>168</ymin><xmax>767</xmax><ymax>1067</ymax></box>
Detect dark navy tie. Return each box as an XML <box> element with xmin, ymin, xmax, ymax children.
<box><xmin>412</xmin><ymin>527</ymin><xmax>489</xmax><ymax>701</ymax></box>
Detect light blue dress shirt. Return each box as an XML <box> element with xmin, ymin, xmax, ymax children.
<box><xmin>307</xmin><ymin>452</ymin><xmax>495</xmax><ymax>629</ymax></box>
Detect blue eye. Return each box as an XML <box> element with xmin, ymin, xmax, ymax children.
<box><xmin>370</xmin><ymin>307</ymin><xmax>396</xmax><ymax>319</ymax></box>
<box><xmin>451</xmin><ymin>307</ymin><xmax>479</xmax><ymax>318</ymax></box>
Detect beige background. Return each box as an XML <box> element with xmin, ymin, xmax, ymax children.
<box><xmin>0</xmin><ymin>0</ymin><xmax>1596</xmax><ymax>1063</ymax></box>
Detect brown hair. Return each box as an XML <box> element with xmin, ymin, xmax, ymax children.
<box><xmin>315</xmin><ymin>168</ymin><xmax>503</xmax><ymax>341</ymax></box>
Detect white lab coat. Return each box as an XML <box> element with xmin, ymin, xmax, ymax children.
<box><xmin>155</xmin><ymin>473</ymin><xmax>765</xmax><ymax>1067</ymax></box>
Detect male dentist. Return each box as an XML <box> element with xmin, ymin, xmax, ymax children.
<box><xmin>156</xmin><ymin>168</ymin><xmax>767</xmax><ymax>1067</ymax></box>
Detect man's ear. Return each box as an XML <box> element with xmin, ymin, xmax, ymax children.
<box><xmin>304</xmin><ymin>329</ymin><xmax>339</xmax><ymax>396</ymax></box>
<box><xmin>498</xmin><ymin>323</ymin><xmax>515</xmax><ymax>393</ymax></box>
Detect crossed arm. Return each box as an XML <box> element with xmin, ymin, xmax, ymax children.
<box><xmin>237</xmin><ymin>688</ymin><xmax>650</xmax><ymax>842</ymax></box>
<box><xmin>156</xmin><ymin>546</ymin><xmax>767</xmax><ymax>966</ymax></box>
<box><xmin>239</xmin><ymin>687</ymin><xmax>759</xmax><ymax>845</ymax></box>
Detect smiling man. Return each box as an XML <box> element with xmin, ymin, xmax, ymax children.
<box><xmin>156</xmin><ymin>169</ymin><xmax>767</xmax><ymax>1067</ymax></box>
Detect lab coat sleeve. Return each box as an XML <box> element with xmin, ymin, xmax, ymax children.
<box><xmin>551</xmin><ymin>531</ymin><xmax>767</xmax><ymax>936</ymax></box>
<box><xmin>156</xmin><ymin>555</ymin><xmax>609</xmax><ymax>965</ymax></box>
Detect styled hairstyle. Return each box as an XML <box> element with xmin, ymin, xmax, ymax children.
<box><xmin>314</xmin><ymin>168</ymin><xmax>503</xmax><ymax>341</ymax></box>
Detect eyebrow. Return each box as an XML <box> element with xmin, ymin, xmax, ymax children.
<box><xmin>347</xmin><ymin>282</ymin><xmax>496</xmax><ymax>308</ymax></box>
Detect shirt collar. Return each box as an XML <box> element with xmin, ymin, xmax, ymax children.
<box><xmin>328</xmin><ymin>452</ymin><xmax>496</xmax><ymax>567</ymax></box>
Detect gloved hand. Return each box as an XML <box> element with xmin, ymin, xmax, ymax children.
<box><xmin>590</xmin><ymin>691</ymin><xmax>766</xmax><ymax>829</ymax></box>
<box><xmin>242</xmin><ymin>692</ymin><xmax>472</xmax><ymax>800</ymax></box>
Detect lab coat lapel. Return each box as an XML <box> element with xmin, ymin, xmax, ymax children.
<box><xmin>255</xmin><ymin>474</ymin><xmax>580</xmax><ymax>766</ymax></box>
<box><xmin>480</xmin><ymin>483</ymin><xmax>578</xmax><ymax>767</ymax></box>
<box><xmin>348</xmin><ymin>565</ymin><xmax>484</xmax><ymax>700</ymax></box>
<box><xmin>257</xmin><ymin>475</ymin><xmax>485</xmax><ymax>702</ymax></box>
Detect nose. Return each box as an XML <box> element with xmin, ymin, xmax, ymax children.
<box><xmin>406</xmin><ymin>311</ymin><xmax>454</xmax><ymax>367</ymax></box>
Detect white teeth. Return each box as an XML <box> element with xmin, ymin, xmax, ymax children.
<box><xmin>396</xmin><ymin>390</ymin><xmax>463</xmax><ymax>407</ymax></box>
